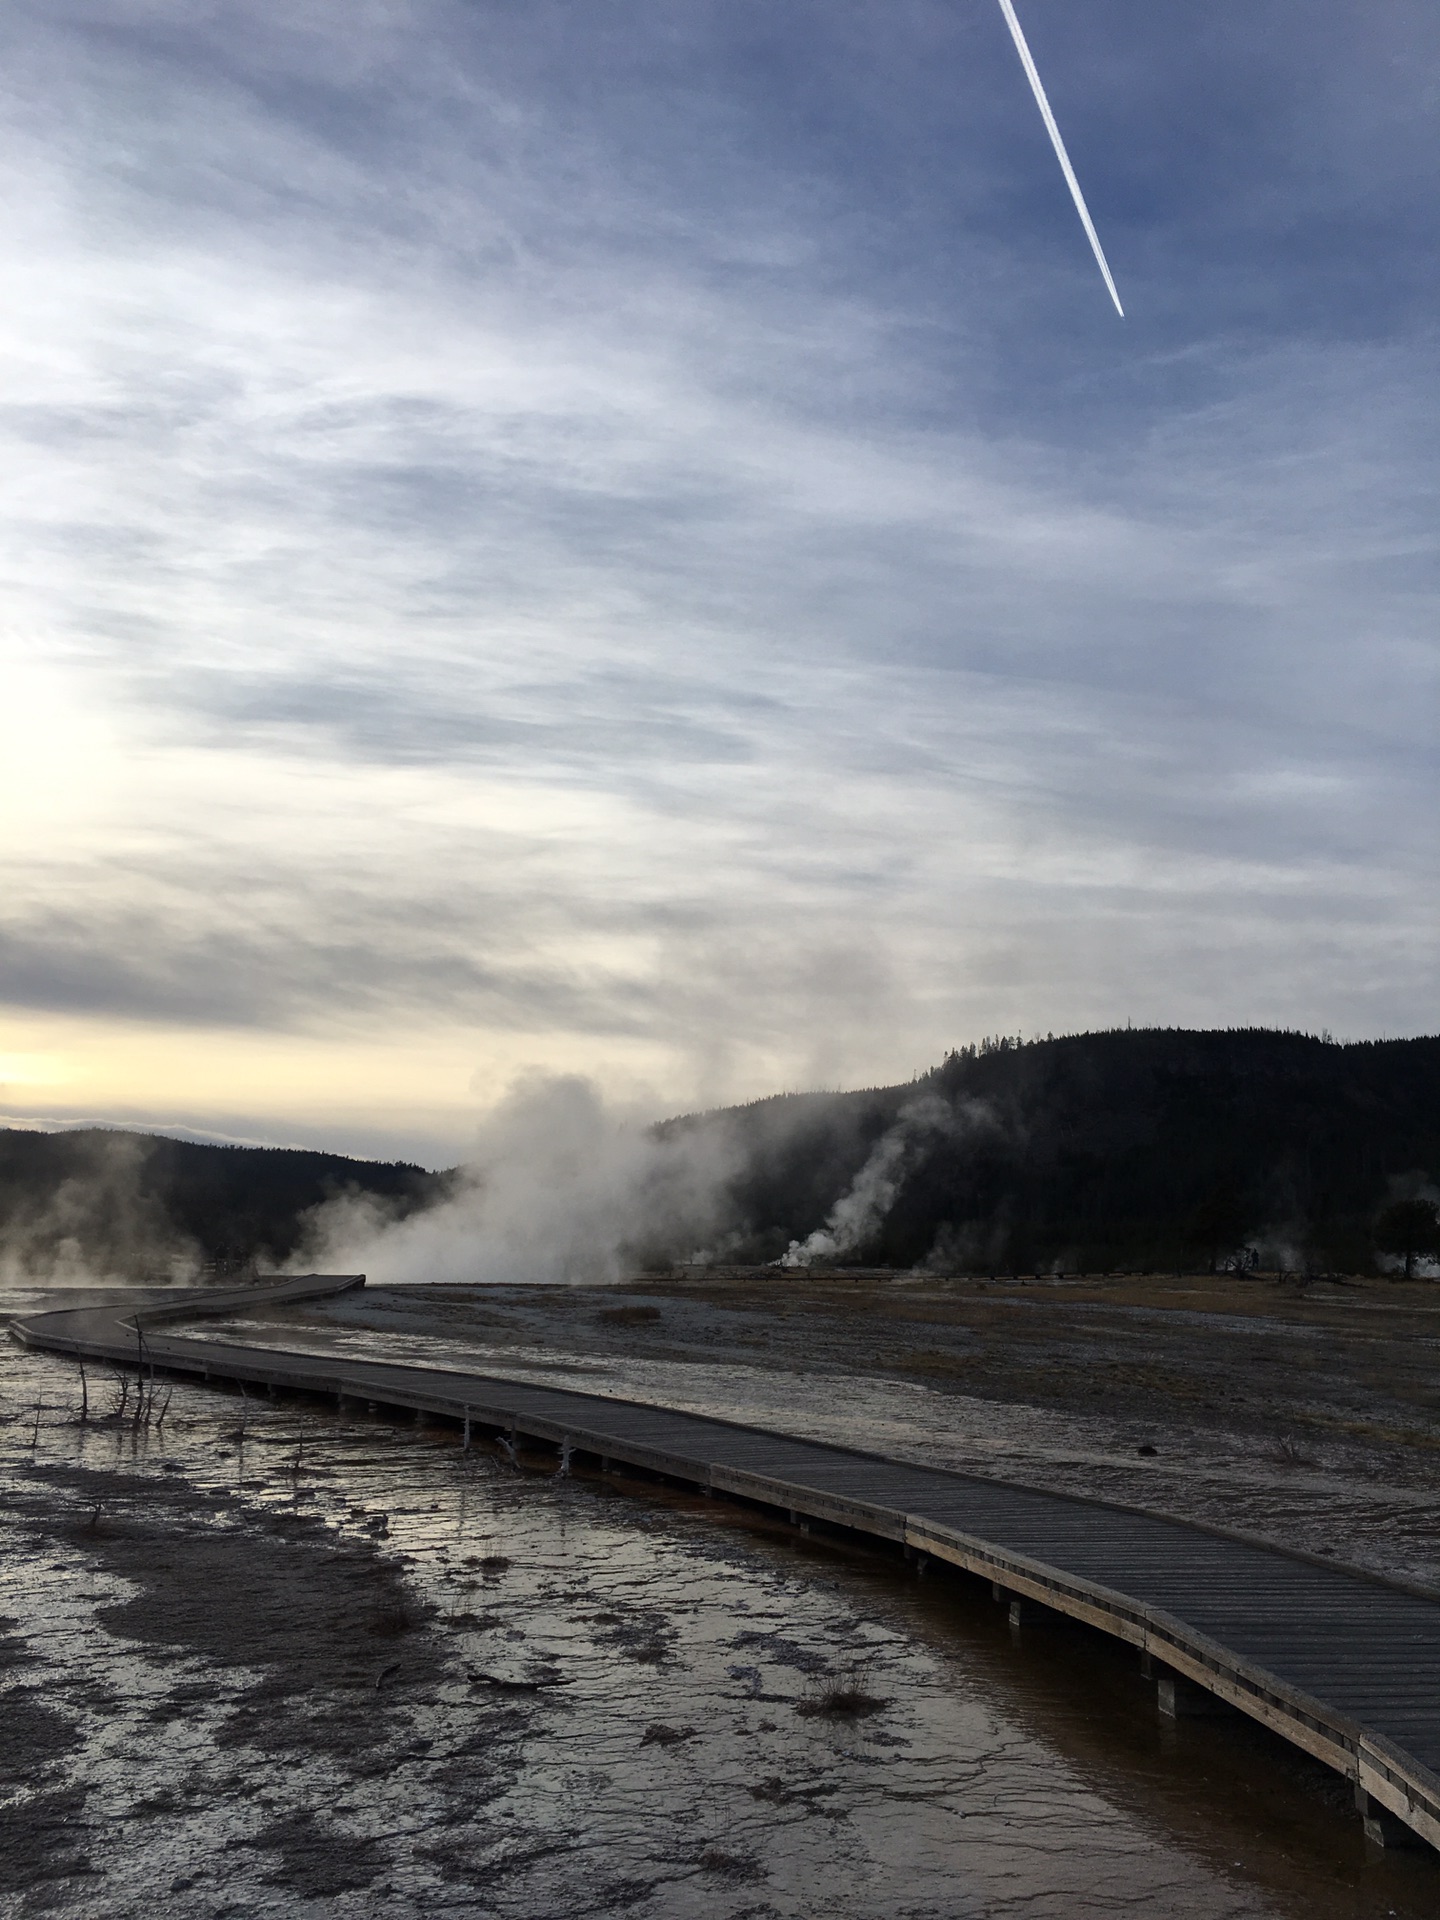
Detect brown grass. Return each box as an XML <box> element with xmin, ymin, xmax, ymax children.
<box><xmin>795</xmin><ymin>1672</ymin><xmax>888</xmax><ymax>1719</ymax></box>
<box><xmin>596</xmin><ymin>1305</ymin><xmax>662</xmax><ymax>1327</ymax></box>
<box><xmin>698</xmin><ymin>1848</ymin><xmax>762</xmax><ymax>1882</ymax></box>
<box><xmin>640</xmin><ymin>1723</ymin><xmax>693</xmax><ymax>1746</ymax></box>
<box><xmin>364</xmin><ymin>1599</ymin><xmax>416</xmax><ymax>1639</ymax></box>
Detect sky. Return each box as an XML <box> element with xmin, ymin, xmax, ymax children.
<box><xmin>0</xmin><ymin>0</ymin><xmax>1436</xmax><ymax>1168</ymax></box>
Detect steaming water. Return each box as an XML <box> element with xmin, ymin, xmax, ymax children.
<box><xmin>3</xmin><ymin>1301</ymin><xmax>1437</xmax><ymax>1918</ymax></box>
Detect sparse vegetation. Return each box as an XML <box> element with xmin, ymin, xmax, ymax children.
<box><xmin>365</xmin><ymin>1600</ymin><xmax>415</xmax><ymax>1639</ymax></box>
<box><xmin>795</xmin><ymin>1667</ymin><xmax>888</xmax><ymax>1719</ymax></box>
<box><xmin>1374</xmin><ymin>1197</ymin><xmax>1440</xmax><ymax>1280</ymax></box>
<box><xmin>697</xmin><ymin>1848</ymin><xmax>763</xmax><ymax>1882</ymax></box>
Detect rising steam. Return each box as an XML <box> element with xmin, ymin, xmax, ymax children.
<box><xmin>781</xmin><ymin>1094</ymin><xmax>973</xmax><ymax>1268</ymax></box>
<box><xmin>298</xmin><ymin>1073</ymin><xmax>744</xmax><ymax>1286</ymax></box>
<box><xmin>0</xmin><ymin>1130</ymin><xmax>200</xmax><ymax>1285</ymax></box>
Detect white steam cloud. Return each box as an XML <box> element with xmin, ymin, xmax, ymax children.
<box><xmin>0</xmin><ymin>1132</ymin><xmax>200</xmax><ymax>1286</ymax></box>
<box><xmin>781</xmin><ymin>1094</ymin><xmax>965</xmax><ymax>1268</ymax></box>
<box><xmin>297</xmin><ymin>1073</ymin><xmax>744</xmax><ymax>1287</ymax></box>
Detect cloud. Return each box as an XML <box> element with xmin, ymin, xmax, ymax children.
<box><xmin>0</xmin><ymin>2</ymin><xmax>1436</xmax><ymax>1150</ymax></box>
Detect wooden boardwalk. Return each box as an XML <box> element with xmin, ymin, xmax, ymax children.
<box><xmin>12</xmin><ymin>1272</ymin><xmax>1440</xmax><ymax>1853</ymax></box>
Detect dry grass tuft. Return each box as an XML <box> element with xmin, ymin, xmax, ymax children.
<box><xmin>445</xmin><ymin>1610</ymin><xmax>503</xmax><ymax>1632</ymax></box>
<box><xmin>795</xmin><ymin>1669</ymin><xmax>888</xmax><ymax>1719</ymax></box>
<box><xmin>698</xmin><ymin>1848</ymin><xmax>762</xmax><ymax>1882</ymax></box>
<box><xmin>364</xmin><ymin>1600</ymin><xmax>416</xmax><ymax>1639</ymax></box>
<box><xmin>640</xmin><ymin>1723</ymin><xmax>693</xmax><ymax>1746</ymax></box>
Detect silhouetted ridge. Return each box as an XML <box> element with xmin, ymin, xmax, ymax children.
<box><xmin>0</xmin><ymin>1128</ymin><xmax>445</xmax><ymax>1278</ymax></box>
<box><xmin>675</xmin><ymin>1028</ymin><xmax>1440</xmax><ymax>1273</ymax></box>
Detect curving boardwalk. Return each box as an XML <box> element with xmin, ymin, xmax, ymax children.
<box><xmin>12</xmin><ymin>1273</ymin><xmax>1440</xmax><ymax>1854</ymax></box>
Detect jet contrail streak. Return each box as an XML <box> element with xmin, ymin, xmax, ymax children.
<box><xmin>994</xmin><ymin>0</ymin><xmax>1124</xmax><ymax>317</ymax></box>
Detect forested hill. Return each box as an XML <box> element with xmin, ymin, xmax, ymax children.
<box><xmin>0</xmin><ymin>1128</ymin><xmax>444</xmax><ymax>1279</ymax></box>
<box><xmin>680</xmin><ymin>1029</ymin><xmax>1440</xmax><ymax>1275</ymax></box>
<box><xmin>3</xmin><ymin>1030</ymin><xmax>1437</xmax><ymax>1282</ymax></box>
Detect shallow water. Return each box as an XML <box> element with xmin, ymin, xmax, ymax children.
<box><xmin>3</xmin><ymin>1308</ymin><xmax>1438</xmax><ymax>1918</ymax></box>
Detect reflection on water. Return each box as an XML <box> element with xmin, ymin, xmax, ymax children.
<box><xmin>2</xmin><ymin>1312</ymin><xmax>1436</xmax><ymax>1918</ymax></box>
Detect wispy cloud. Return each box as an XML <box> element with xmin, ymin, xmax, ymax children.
<box><xmin>0</xmin><ymin>1</ymin><xmax>1436</xmax><ymax>1156</ymax></box>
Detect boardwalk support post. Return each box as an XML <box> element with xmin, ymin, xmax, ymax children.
<box><xmin>1157</xmin><ymin>1673</ymin><xmax>1228</xmax><ymax>1719</ymax></box>
<box><xmin>1356</xmin><ymin>1787</ymin><xmax>1425</xmax><ymax>1850</ymax></box>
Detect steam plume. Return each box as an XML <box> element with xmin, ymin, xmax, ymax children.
<box><xmin>298</xmin><ymin>1073</ymin><xmax>743</xmax><ymax>1286</ymax></box>
<box><xmin>781</xmin><ymin>1095</ymin><xmax>957</xmax><ymax>1268</ymax></box>
<box><xmin>0</xmin><ymin>1130</ymin><xmax>200</xmax><ymax>1286</ymax></box>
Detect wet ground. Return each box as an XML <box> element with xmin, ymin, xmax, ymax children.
<box><xmin>4</xmin><ymin>1282</ymin><xmax>1440</xmax><ymax>1918</ymax></box>
<box><xmin>198</xmin><ymin>1270</ymin><xmax>1440</xmax><ymax>1593</ymax></box>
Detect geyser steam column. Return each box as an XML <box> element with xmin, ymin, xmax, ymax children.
<box><xmin>995</xmin><ymin>0</ymin><xmax>1125</xmax><ymax>317</ymax></box>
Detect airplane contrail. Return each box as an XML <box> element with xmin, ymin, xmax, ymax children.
<box><xmin>994</xmin><ymin>0</ymin><xmax>1124</xmax><ymax>317</ymax></box>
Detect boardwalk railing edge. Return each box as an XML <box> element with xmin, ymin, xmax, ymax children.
<box><xmin>9</xmin><ymin>1273</ymin><xmax>1440</xmax><ymax>1853</ymax></box>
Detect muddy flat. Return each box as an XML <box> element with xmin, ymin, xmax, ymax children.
<box><xmin>6</xmin><ymin>1275</ymin><xmax>1440</xmax><ymax>1919</ymax></box>
<box><xmin>208</xmin><ymin>1269</ymin><xmax>1440</xmax><ymax>1592</ymax></box>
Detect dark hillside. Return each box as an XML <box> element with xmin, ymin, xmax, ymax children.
<box><xmin>694</xmin><ymin>1030</ymin><xmax>1440</xmax><ymax>1274</ymax></box>
<box><xmin>0</xmin><ymin>1127</ymin><xmax>445</xmax><ymax>1279</ymax></box>
<box><xmin>3</xmin><ymin>1030</ymin><xmax>1434</xmax><ymax>1282</ymax></box>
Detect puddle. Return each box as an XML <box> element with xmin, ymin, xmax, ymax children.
<box><xmin>3</xmin><ymin>1304</ymin><xmax>1438</xmax><ymax>1918</ymax></box>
